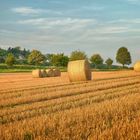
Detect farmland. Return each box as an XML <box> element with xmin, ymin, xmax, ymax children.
<box><xmin>0</xmin><ymin>70</ymin><xmax>140</xmax><ymax>140</ymax></box>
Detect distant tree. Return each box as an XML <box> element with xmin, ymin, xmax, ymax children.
<box><xmin>60</xmin><ymin>55</ymin><xmax>69</xmax><ymax>67</ymax></box>
<box><xmin>0</xmin><ymin>48</ymin><xmax>7</xmax><ymax>57</ymax></box>
<box><xmin>0</xmin><ymin>57</ymin><xmax>5</xmax><ymax>63</ymax></box>
<box><xmin>7</xmin><ymin>46</ymin><xmax>21</xmax><ymax>58</ymax></box>
<box><xmin>28</xmin><ymin>50</ymin><xmax>45</xmax><ymax>65</ymax></box>
<box><xmin>21</xmin><ymin>48</ymin><xmax>30</xmax><ymax>58</ymax></box>
<box><xmin>51</xmin><ymin>53</ymin><xmax>69</xmax><ymax>67</ymax></box>
<box><xmin>7</xmin><ymin>47</ymin><xmax>12</xmax><ymax>52</ymax></box>
<box><xmin>5</xmin><ymin>53</ymin><xmax>15</xmax><ymax>67</ymax></box>
<box><xmin>105</xmin><ymin>58</ymin><xmax>113</xmax><ymax>68</ymax></box>
<box><xmin>70</xmin><ymin>50</ymin><xmax>87</xmax><ymax>61</ymax></box>
<box><xmin>0</xmin><ymin>47</ymin><xmax>30</xmax><ymax>65</ymax></box>
<box><xmin>116</xmin><ymin>47</ymin><xmax>132</xmax><ymax>67</ymax></box>
<box><xmin>90</xmin><ymin>54</ymin><xmax>103</xmax><ymax>68</ymax></box>
<box><xmin>45</xmin><ymin>54</ymin><xmax>54</xmax><ymax>66</ymax></box>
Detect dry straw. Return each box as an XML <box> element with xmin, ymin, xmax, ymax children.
<box><xmin>68</xmin><ymin>60</ymin><xmax>91</xmax><ymax>82</ymax></box>
<box><xmin>41</xmin><ymin>69</ymin><xmax>47</xmax><ymax>77</ymax></box>
<box><xmin>53</xmin><ymin>68</ymin><xmax>61</xmax><ymax>77</ymax></box>
<box><xmin>46</xmin><ymin>68</ymin><xmax>54</xmax><ymax>77</ymax></box>
<box><xmin>32</xmin><ymin>69</ymin><xmax>42</xmax><ymax>78</ymax></box>
<box><xmin>134</xmin><ymin>61</ymin><xmax>140</xmax><ymax>72</ymax></box>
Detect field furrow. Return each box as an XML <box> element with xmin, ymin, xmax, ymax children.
<box><xmin>1</xmin><ymin>74</ymin><xmax>139</xmax><ymax>95</ymax></box>
<box><xmin>1</xmin><ymin>90</ymin><xmax>140</xmax><ymax>140</ymax></box>
<box><xmin>0</xmin><ymin>75</ymin><xmax>138</xmax><ymax>102</ymax></box>
<box><xmin>1</xmin><ymin>83</ymin><xmax>140</xmax><ymax>124</ymax></box>
<box><xmin>0</xmin><ymin>76</ymin><xmax>139</xmax><ymax>108</ymax></box>
<box><xmin>1</xmin><ymin>82</ymin><xmax>139</xmax><ymax>117</ymax></box>
<box><xmin>1</xmin><ymin>71</ymin><xmax>140</xmax><ymax>140</ymax></box>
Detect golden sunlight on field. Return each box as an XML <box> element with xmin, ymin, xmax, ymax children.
<box><xmin>0</xmin><ymin>70</ymin><xmax>140</xmax><ymax>140</ymax></box>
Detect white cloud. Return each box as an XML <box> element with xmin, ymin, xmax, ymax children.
<box><xmin>16</xmin><ymin>16</ymin><xmax>140</xmax><ymax>36</ymax></box>
<box><xmin>12</xmin><ymin>7</ymin><xmax>62</xmax><ymax>15</ymax></box>
<box><xmin>109</xmin><ymin>18</ymin><xmax>140</xmax><ymax>24</ymax></box>
<box><xmin>94</xmin><ymin>26</ymin><xmax>129</xmax><ymax>34</ymax></box>
<box><xmin>17</xmin><ymin>18</ymin><xmax>97</xmax><ymax>30</ymax></box>
<box><xmin>12</xmin><ymin>7</ymin><xmax>41</xmax><ymax>15</ymax></box>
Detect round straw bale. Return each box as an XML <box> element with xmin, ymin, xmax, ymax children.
<box><xmin>53</xmin><ymin>68</ymin><xmax>61</xmax><ymax>77</ymax></box>
<box><xmin>32</xmin><ymin>69</ymin><xmax>42</xmax><ymax>78</ymax></box>
<box><xmin>68</xmin><ymin>60</ymin><xmax>91</xmax><ymax>82</ymax></box>
<box><xmin>41</xmin><ymin>69</ymin><xmax>47</xmax><ymax>77</ymax></box>
<box><xmin>46</xmin><ymin>68</ymin><xmax>55</xmax><ymax>77</ymax></box>
<box><xmin>134</xmin><ymin>61</ymin><xmax>140</xmax><ymax>72</ymax></box>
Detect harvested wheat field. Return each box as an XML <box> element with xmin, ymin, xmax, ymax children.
<box><xmin>0</xmin><ymin>70</ymin><xmax>140</xmax><ymax>140</ymax></box>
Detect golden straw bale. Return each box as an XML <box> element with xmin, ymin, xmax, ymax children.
<box><xmin>68</xmin><ymin>60</ymin><xmax>91</xmax><ymax>82</ymax></box>
<box><xmin>134</xmin><ymin>61</ymin><xmax>140</xmax><ymax>72</ymax></box>
<box><xmin>41</xmin><ymin>69</ymin><xmax>47</xmax><ymax>77</ymax></box>
<box><xmin>46</xmin><ymin>68</ymin><xmax>55</xmax><ymax>77</ymax></box>
<box><xmin>32</xmin><ymin>69</ymin><xmax>42</xmax><ymax>78</ymax></box>
<box><xmin>53</xmin><ymin>68</ymin><xmax>61</xmax><ymax>77</ymax></box>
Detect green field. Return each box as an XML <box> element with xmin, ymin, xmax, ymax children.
<box><xmin>0</xmin><ymin>64</ymin><xmax>67</xmax><ymax>73</ymax></box>
<box><xmin>0</xmin><ymin>64</ymin><xmax>132</xmax><ymax>73</ymax></box>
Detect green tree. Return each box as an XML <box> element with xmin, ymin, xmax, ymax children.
<box><xmin>51</xmin><ymin>53</ymin><xmax>69</xmax><ymax>67</ymax></box>
<box><xmin>21</xmin><ymin>48</ymin><xmax>30</xmax><ymax>58</ymax></box>
<box><xmin>105</xmin><ymin>58</ymin><xmax>113</xmax><ymax>68</ymax></box>
<box><xmin>5</xmin><ymin>53</ymin><xmax>15</xmax><ymax>67</ymax></box>
<box><xmin>0</xmin><ymin>48</ymin><xmax>7</xmax><ymax>57</ymax></box>
<box><xmin>45</xmin><ymin>54</ymin><xmax>54</xmax><ymax>66</ymax></box>
<box><xmin>0</xmin><ymin>57</ymin><xmax>5</xmax><ymax>63</ymax></box>
<box><xmin>70</xmin><ymin>50</ymin><xmax>87</xmax><ymax>61</ymax></box>
<box><xmin>28</xmin><ymin>50</ymin><xmax>45</xmax><ymax>65</ymax></box>
<box><xmin>90</xmin><ymin>54</ymin><xmax>103</xmax><ymax>68</ymax></box>
<box><xmin>7</xmin><ymin>46</ymin><xmax>21</xmax><ymax>58</ymax></box>
<box><xmin>116</xmin><ymin>47</ymin><xmax>132</xmax><ymax>67</ymax></box>
<box><xmin>60</xmin><ymin>55</ymin><xmax>69</xmax><ymax>67</ymax></box>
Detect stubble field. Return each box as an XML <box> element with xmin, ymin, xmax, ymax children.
<box><xmin>0</xmin><ymin>70</ymin><xmax>140</xmax><ymax>140</ymax></box>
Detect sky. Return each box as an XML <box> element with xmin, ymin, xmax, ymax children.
<box><xmin>0</xmin><ymin>0</ymin><xmax>140</xmax><ymax>65</ymax></box>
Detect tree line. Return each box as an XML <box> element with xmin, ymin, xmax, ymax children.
<box><xmin>0</xmin><ymin>46</ymin><xmax>132</xmax><ymax>68</ymax></box>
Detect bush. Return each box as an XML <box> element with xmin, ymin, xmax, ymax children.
<box><xmin>5</xmin><ymin>53</ymin><xmax>15</xmax><ymax>67</ymax></box>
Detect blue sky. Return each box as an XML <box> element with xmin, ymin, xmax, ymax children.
<box><xmin>0</xmin><ymin>0</ymin><xmax>140</xmax><ymax>65</ymax></box>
